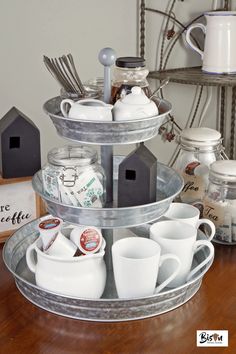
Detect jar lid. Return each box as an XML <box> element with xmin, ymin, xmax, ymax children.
<box><xmin>210</xmin><ymin>160</ymin><xmax>236</xmax><ymax>181</ymax></box>
<box><xmin>115</xmin><ymin>57</ymin><xmax>145</xmax><ymax>68</ymax></box>
<box><xmin>180</xmin><ymin>127</ymin><xmax>221</xmax><ymax>148</ymax></box>
<box><xmin>48</xmin><ymin>145</ymin><xmax>97</xmax><ymax>167</ymax></box>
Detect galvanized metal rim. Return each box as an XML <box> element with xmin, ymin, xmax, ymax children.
<box><xmin>3</xmin><ymin>224</ymin><xmax>213</xmax><ymax>303</ymax></box>
<box><xmin>43</xmin><ymin>96</ymin><xmax>172</xmax><ymax>124</ymax></box>
<box><xmin>32</xmin><ymin>161</ymin><xmax>184</xmax><ymax>213</ymax></box>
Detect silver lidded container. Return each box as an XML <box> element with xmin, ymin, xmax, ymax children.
<box><xmin>203</xmin><ymin>160</ymin><xmax>236</xmax><ymax>244</ymax></box>
<box><xmin>175</xmin><ymin>127</ymin><xmax>227</xmax><ymax>209</ymax></box>
<box><xmin>42</xmin><ymin>145</ymin><xmax>106</xmax><ymax>208</ymax></box>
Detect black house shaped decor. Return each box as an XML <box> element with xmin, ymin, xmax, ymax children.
<box><xmin>0</xmin><ymin>107</ymin><xmax>41</xmax><ymax>178</ymax></box>
<box><xmin>118</xmin><ymin>144</ymin><xmax>157</xmax><ymax>207</ymax></box>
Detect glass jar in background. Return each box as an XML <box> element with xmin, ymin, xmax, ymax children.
<box><xmin>174</xmin><ymin>127</ymin><xmax>227</xmax><ymax>210</ymax></box>
<box><xmin>84</xmin><ymin>77</ymin><xmax>104</xmax><ymax>96</ymax></box>
<box><xmin>203</xmin><ymin>160</ymin><xmax>236</xmax><ymax>244</ymax></box>
<box><xmin>60</xmin><ymin>84</ymin><xmax>102</xmax><ymax>100</ymax></box>
<box><xmin>111</xmin><ymin>56</ymin><xmax>151</xmax><ymax>104</ymax></box>
<box><xmin>42</xmin><ymin>145</ymin><xmax>106</xmax><ymax>208</ymax></box>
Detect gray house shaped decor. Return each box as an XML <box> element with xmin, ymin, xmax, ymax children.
<box><xmin>118</xmin><ymin>144</ymin><xmax>157</xmax><ymax>207</ymax></box>
<box><xmin>0</xmin><ymin>107</ymin><xmax>41</xmax><ymax>178</ymax></box>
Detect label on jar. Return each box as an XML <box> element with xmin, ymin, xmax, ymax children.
<box><xmin>203</xmin><ymin>197</ymin><xmax>232</xmax><ymax>242</ymax></box>
<box><xmin>79</xmin><ymin>228</ymin><xmax>102</xmax><ymax>254</ymax></box>
<box><xmin>179</xmin><ymin>161</ymin><xmax>206</xmax><ymax>203</ymax></box>
<box><xmin>58</xmin><ymin>170</ymin><xmax>103</xmax><ymax>207</ymax></box>
<box><xmin>42</xmin><ymin>170</ymin><xmax>59</xmax><ymax>200</ymax></box>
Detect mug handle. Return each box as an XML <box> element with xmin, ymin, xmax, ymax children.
<box><xmin>26</xmin><ymin>242</ymin><xmax>37</xmax><ymax>273</ymax></box>
<box><xmin>196</xmin><ymin>218</ymin><xmax>215</xmax><ymax>241</ymax></box>
<box><xmin>60</xmin><ymin>99</ymin><xmax>74</xmax><ymax>117</ymax></box>
<box><xmin>185</xmin><ymin>23</ymin><xmax>206</xmax><ymax>59</ymax></box>
<box><xmin>155</xmin><ymin>254</ymin><xmax>181</xmax><ymax>294</ymax></box>
<box><xmin>186</xmin><ymin>240</ymin><xmax>214</xmax><ymax>282</ymax></box>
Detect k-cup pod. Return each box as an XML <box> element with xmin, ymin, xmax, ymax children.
<box><xmin>38</xmin><ymin>217</ymin><xmax>63</xmax><ymax>250</ymax></box>
<box><xmin>44</xmin><ymin>230</ymin><xmax>77</xmax><ymax>258</ymax></box>
<box><xmin>70</xmin><ymin>226</ymin><xmax>102</xmax><ymax>255</ymax></box>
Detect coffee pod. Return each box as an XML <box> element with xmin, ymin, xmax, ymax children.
<box><xmin>38</xmin><ymin>217</ymin><xmax>63</xmax><ymax>250</ymax></box>
<box><xmin>44</xmin><ymin>230</ymin><xmax>77</xmax><ymax>258</ymax></box>
<box><xmin>70</xmin><ymin>226</ymin><xmax>102</xmax><ymax>255</ymax></box>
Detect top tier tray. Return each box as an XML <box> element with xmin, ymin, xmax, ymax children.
<box><xmin>43</xmin><ymin>96</ymin><xmax>171</xmax><ymax>145</ymax></box>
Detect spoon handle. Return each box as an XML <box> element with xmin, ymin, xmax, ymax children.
<box><xmin>149</xmin><ymin>78</ymin><xmax>169</xmax><ymax>99</ymax></box>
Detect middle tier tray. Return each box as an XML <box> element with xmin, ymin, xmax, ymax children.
<box><xmin>32</xmin><ymin>157</ymin><xmax>183</xmax><ymax>228</ymax></box>
<box><xmin>43</xmin><ymin>96</ymin><xmax>171</xmax><ymax>145</ymax></box>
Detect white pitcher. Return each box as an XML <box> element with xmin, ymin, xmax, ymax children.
<box><xmin>186</xmin><ymin>11</ymin><xmax>236</xmax><ymax>74</ymax></box>
<box><xmin>26</xmin><ymin>238</ymin><xmax>106</xmax><ymax>299</ymax></box>
<box><xmin>60</xmin><ymin>98</ymin><xmax>113</xmax><ymax>121</ymax></box>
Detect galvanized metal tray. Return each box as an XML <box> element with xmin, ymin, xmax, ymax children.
<box><xmin>43</xmin><ymin>96</ymin><xmax>171</xmax><ymax>145</ymax></box>
<box><xmin>3</xmin><ymin>219</ymin><xmax>214</xmax><ymax>322</ymax></box>
<box><xmin>32</xmin><ymin>158</ymin><xmax>183</xmax><ymax>229</ymax></box>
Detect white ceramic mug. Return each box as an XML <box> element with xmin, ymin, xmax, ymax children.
<box><xmin>186</xmin><ymin>11</ymin><xmax>236</xmax><ymax>74</ymax></box>
<box><xmin>150</xmin><ymin>220</ymin><xmax>214</xmax><ymax>288</ymax></box>
<box><xmin>112</xmin><ymin>237</ymin><xmax>181</xmax><ymax>298</ymax></box>
<box><xmin>163</xmin><ymin>203</ymin><xmax>215</xmax><ymax>241</ymax></box>
<box><xmin>44</xmin><ymin>230</ymin><xmax>77</xmax><ymax>258</ymax></box>
<box><xmin>26</xmin><ymin>238</ymin><xmax>106</xmax><ymax>298</ymax></box>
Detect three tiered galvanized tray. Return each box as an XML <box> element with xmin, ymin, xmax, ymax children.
<box><xmin>3</xmin><ymin>88</ymin><xmax>214</xmax><ymax>321</ymax></box>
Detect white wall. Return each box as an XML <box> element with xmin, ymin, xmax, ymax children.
<box><xmin>143</xmin><ymin>0</ymin><xmax>227</xmax><ymax>164</ymax></box>
<box><xmin>0</xmin><ymin>0</ymin><xmax>232</xmax><ymax>166</ymax></box>
<box><xmin>0</xmin><ymin>0</ymin><xmax>138</xmax><ymax>163</ymax></box>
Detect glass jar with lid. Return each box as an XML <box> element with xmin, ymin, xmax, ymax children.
<box><xmin>42</xmin><ymin>145</ymin><xmax>106</xmax><ymax>208</ymax></box>
<box><xmin>111</xmin><ymin>56</ymin><xmax>151</xmax><ymax>104</ymax></box>
<box><xmin>174</xmin><ymin>127</ymin><xmax>227</xmax><ymax>208</ymax></box>
<box><xmin>203</xmin><ymin>160</ymin><xmax>236</xmax><ymax>244</ymax></box>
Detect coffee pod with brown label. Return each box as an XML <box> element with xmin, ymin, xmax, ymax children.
<box><xmin>38</xmin><ymin>217</ymin><xmax>63</xmax><ymax>250</ymax></box>
<box><xmin>70</xmin><ymin>226</ymin><xmax>102</xmax><ymax>255</ymax></box>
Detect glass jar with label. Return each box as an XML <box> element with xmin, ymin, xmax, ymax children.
<box><xmin>42</xmin><ymin>145</ymin><xmax>106</xmax><ymax>208</ymax></box>
<box><xmin>203</xmin><ymin>160</ymin><xmax>236</xmax><ymax>244</ymax></box>
<box><xmin>175</xmin><ymin>127</ymin><xmax>227</xmax><ymax>209</ymax></box>
<box><xmin>111</xmin><ymin>56</ymin><xmax>151</xmax><ymax>104</ymax></box>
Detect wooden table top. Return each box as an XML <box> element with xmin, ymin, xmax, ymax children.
<box><xmin>0</xmin><ymin>242</ymin><xmax>235</xmax><ymax>354</ymax></box>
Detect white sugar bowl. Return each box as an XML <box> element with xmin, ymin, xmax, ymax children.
<box><xmin>113</xmin><ymin>86</ymin><xmax>158</xmax><ymax>121</ymax></box>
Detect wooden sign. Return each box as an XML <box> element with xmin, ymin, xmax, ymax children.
<box><xmin>0</xmin><ymin>175</ymin><xmax>46</xmax><ymax>242</ymax></box>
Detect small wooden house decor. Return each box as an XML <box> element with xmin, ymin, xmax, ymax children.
<box><xmin>0</xmin><ymin>107</ymin><xmax>41</xmax><ymax>178</ymax></box>
<box><xmin>118</xmin><ymin>144</ymin><xmax>157</xmax><ymax>207</ymax></box>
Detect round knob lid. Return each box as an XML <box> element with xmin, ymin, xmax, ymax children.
<box><xmin>210</xmin><ymin>160</ymin><xmax>236</xmax><ymax>181</ymax></box>
<box><xmin>122</xmin><ymin>86</ymin><xmax>151</xmax><ymax>105</ymax></box>
<box><xmin>115</xmin><ymin>56</ymin><xmax>145</xmax><ymax>68</ymax></box>
<box><xmin>180</xmin><ymin>127</ymin><xmax>221</xmax><ymax>147</ymax></box>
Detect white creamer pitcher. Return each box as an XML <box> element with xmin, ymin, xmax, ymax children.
<box><xmin>186</xmin><ymin>11</ymin><xmax>236</xmax><ymax>74</ymax></box>
<box><xmin>26</xmin><ymin>238</ymin><xmax>106</xmax><ymax>299</ymax></box>
<box><xmin>60</xmin><ymin>98</ymin><xmax>113</xmax><ymax>121</ymax></box>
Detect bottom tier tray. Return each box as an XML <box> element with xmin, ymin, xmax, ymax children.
<box><xmin>3</xmin><ymin>219</ymin><xmax>214</xmax><ymax>322</ymax></box>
